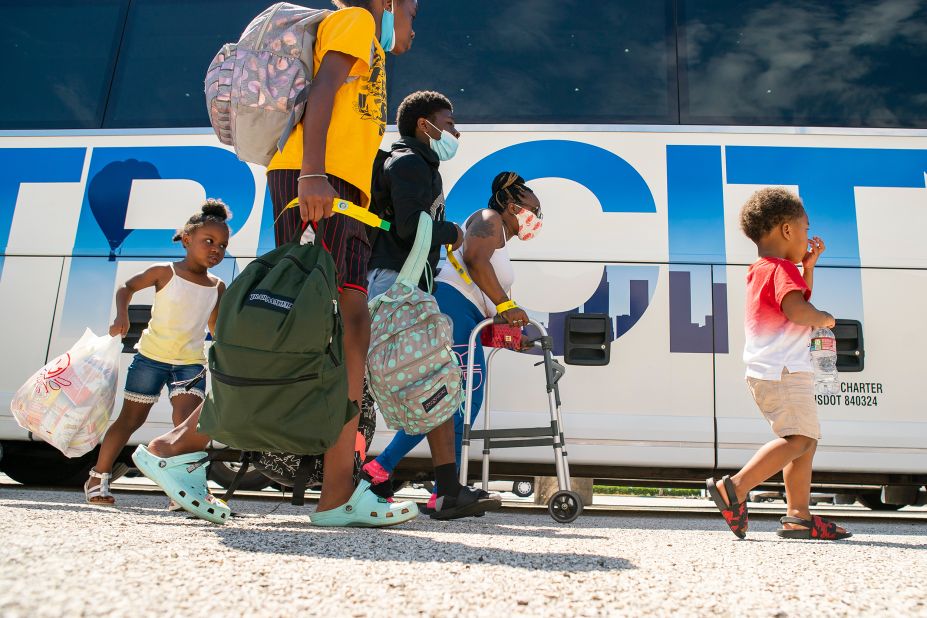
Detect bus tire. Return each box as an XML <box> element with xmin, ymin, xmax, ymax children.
<box><xmin>0</xmin><ymin>442</ymin><xmax>96</xmax><ymax>487</ymax></box>
<box><xmin>856</xmin><ymin>492</ymin><xmax>904</xmax><ymax>511</ymax></box>
<box><xmin>206</xmin><ymin>460</ymin><xmax>274</xmax><ymax>492</ymax></box>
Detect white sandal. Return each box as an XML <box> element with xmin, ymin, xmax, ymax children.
<box><xmin>85</xmin><ymin>468</ymin><xmax>115</xmax><ymax>505</ymax></box>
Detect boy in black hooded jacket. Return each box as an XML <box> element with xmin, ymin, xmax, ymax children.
<box><xmin>364</xmin><ymin>91</ymin><xmax>501</xmax><ymax>519</ymax></box>
<box><xmin>367</xmin><ymin>90</ymin><xmax>463</xmax><ymax>296</ymax></box>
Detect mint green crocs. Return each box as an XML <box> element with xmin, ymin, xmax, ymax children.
<box><xmin>131</xmin><ymin>445</ymin><xmax>230</xmax><ymax>525</ymax></box>
<box><xmin>310</xmin><ymin>479</ymin><xmax>419</xmax><ymax>527</ymax></box>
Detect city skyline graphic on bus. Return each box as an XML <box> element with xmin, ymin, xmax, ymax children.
<box><xmin>528</xmin><ymin>265</ymin><xmax>728</xmax><ymax>355</ymax></box>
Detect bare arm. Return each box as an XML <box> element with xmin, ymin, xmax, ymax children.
<box><xmin>462</xmin><ymin>212</ymin><xmax>507</xmax><ymax>305</ymax></box>
<box><xmin>297</xmin><ymin>51</ymin><xmax>356</xmax><ymax>222</ymax></box>
<box><xmin>462</xmin><ymin>211</ymin><xmax>529</xmax><ymax>325</ymax></box>
<box><xmin>207</xmin><ymin>281</ymin><xmax>226</xmax><ymax>337</ymax></box>
<box><xmin>801</xmin><ymin>236</ymin><xmax>825</xmax><ymax>291</ymax></box>
<box><xmin>781</xmin><ymin>290</ymin><xmax>835</xmax><ymax>329</ymax></box>
<box><xmin>109</xmin><ymin>265</ymin><xmax>170</xmax><ymax>337</ymax></box>
<box><xmin>802</xmin><ymin>266</ymin><xmax>814</xmax><ymax>292</ymax></box>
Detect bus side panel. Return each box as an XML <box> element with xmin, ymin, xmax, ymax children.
<box><xmin>716</xmin><ymin>265</ymin><xmax>927</xmax><ymax>474</ymax></box>
<box><xmin>0</xmin><ymin>256</ymin><xmax>66</xmax><ymax>441</ymax></box>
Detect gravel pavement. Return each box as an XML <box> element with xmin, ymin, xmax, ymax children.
<box><xmin>1</xmin><ymin>487</ymin><xmax>925</xmax><ymax>617</ymax></box>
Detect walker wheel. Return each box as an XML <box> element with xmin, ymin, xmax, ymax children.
<box><xmin>548</xmin><ymin>490</ymin><xmax>583</xmax><ymax>523</ymax></box>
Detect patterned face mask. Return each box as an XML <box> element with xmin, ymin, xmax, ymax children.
<box><xmin>514</xmin><ymin>206</ymin><xmax>543</xmax><ymax>240</ymax></box>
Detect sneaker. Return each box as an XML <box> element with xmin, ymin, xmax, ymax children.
<box><xmin>431</xmin><ymin>487</ymin><xmax>502</xmax><ymax>520</ymax></box>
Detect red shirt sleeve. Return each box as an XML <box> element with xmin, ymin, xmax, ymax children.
<box><xmin>772</xmin><ymin>260</ymin><xmax>811</xmax><ymax>306</ymax></box>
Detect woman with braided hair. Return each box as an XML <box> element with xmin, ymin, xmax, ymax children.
<box><xmin>362</xmin><ymin>171</ymin><xmax>544</xmax><ymax>517</ymax></box>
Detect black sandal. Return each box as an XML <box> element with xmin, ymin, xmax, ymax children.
<box><xmin>706</xmin><ymin>476</ymin><xmax>749</xmax><ymax>539</ymax></box>
<box><xmin>431</xmin><ymin>487</ymin><xmax>502</xmax><ymax>520</ymax></box>
<box><xmin>777</xmin><ymin>515</ymin><xmax>852</xmax><ymax>540</ymax></box>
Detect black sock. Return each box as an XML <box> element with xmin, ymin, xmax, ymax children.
<box><xmin>368</xmin><ymin>480</ymin><xmax>394</xmax><ymax>500</ymax></box>
<box><xmin>434</xmin><ymin>463</ymin><xmax>462</xmax><ymax>499</ymax></box>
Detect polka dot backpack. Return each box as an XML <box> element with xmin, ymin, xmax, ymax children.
<box><xmin>367</xmin><ymin>213</ymin><xmax>462</xmax><ymax>435</ymax></box>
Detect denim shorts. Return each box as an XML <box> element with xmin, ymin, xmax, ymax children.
<box><xmin>367</xmin><ymin>267</ymin><xmax>399</xmax><ymax>299</ymax></box>
<box><xmin>123</xmin><ymin>353</ymin><xmax>207</xmax><ymax>404</ymax></box>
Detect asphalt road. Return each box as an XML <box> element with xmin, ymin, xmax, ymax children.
<box><xmin>1</xmin><ymin>485</ymin><xmax>925</xmax><ymax>617</ymax></box>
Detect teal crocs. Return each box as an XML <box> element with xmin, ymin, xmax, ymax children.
<box><xmin>132</xmin><ymin>445</ymin><xmax>231</xmax><ymax>525</ymax></box>
<box><xmin>310</xmin><ymin>479</ymin><xmax>419</xmax><ymax>527</ymax></box>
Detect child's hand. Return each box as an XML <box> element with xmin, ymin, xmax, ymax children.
<box><xmin>109</xmin><ymin>315</ymin><xmax>129</xmax><ymax>338</ymax></box>
<box><xmin>803</xmin><ymin>236</ymin><xmax>825</xmax><ymax>269</ymax></box>
<box><xmin>818</xmin><ymin>311</ymin><xmax>836</xmax><ymax>329</ymax></box>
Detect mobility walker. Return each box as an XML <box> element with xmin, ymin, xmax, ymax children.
<box><xmin>459</xmin><ymin>317</ymin><xmax>583</xmax><ymax>523</ymax></box>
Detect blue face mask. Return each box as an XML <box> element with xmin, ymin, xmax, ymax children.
<box><xmin>426</xmin><ymin>120</ymin><xmax>459</xmax><ymax>161</ymax></box>
<box><xmin>379</xmin><ymin>9</ymin><xmax>395</xmax><ymax>52</ymax></box>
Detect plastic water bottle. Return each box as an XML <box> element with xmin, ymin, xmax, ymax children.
<box><xmin>810</xmin><ymin>327</ymin><xmax>840</xmax><ymax>395</ymax></box>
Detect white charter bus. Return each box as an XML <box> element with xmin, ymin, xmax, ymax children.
<box><xmin>1</xmin><ymin>0</ymin><xmax>925</xmax><ymax>508</ymax></box>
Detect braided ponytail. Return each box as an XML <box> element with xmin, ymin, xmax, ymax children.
<box><xmin>487</xmin><ymin>171</ymin><xmax>532</xmax><ymax>213</ymax></box>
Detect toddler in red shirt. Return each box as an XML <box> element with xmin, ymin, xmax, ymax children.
<box><xmin>707</xmin><ymin>187</ymin><xmax>851</xmax><ymax>541</ymax></box>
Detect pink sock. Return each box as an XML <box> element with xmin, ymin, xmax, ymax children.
<box><xmin>362</xmin><ymin>460</ymin><xmax>390</xmax><ymax>485</ymax></box>
<box><xmin>426</xmin><ymin>492</ymin><xmax>437</xmax><ymax>510</ymax></box>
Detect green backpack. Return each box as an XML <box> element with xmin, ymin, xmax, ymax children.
<box><xmin>367</xmin><ymin>213</ymin><xmax>463</xmax><ymax>435</ymax></box>
<box><xmin>198</xmin><ymin>236</ymin><xmax>353</xmax><ymax>456</ymax></box>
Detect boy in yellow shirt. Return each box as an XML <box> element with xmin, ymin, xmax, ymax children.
<box><xmin>139</xmin><ymin>0</ymin><xmax>421</xmax><ymax>527</ymax></box>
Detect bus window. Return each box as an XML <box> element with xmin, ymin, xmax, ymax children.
<box><xmin>103</xmin><ymin>0</ymin><xmax>275</xmax><ymax>128</ymax></box>
<box><xmin>0</xmin><ymin>0</ymin><xmax>128</xmax><ymax>129</ymax></box>
<box><xmin>387</xmin><ymin>0</ymin><xmax>677</xmax><ymax>125</ymax></box>
<box><xmin>679</xmin><ymin>0</ymin><xmax>927</xmax><ymax>128</ymax></box>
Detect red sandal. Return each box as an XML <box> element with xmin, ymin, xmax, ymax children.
<box><xmin>706</xmin><ymin>476</ymin><xmax>748</xmax><ymax>539</ymax></box>
<box><xmin>777</xmin><ymin>515</ymin><xmax>852</xmax><ymax>540</ymax></box>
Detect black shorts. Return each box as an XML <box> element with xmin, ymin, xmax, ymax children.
<box><xmin>267</xmin><ymin>169</ymin><xmax>371</xmax><ymax>295</ymax></box>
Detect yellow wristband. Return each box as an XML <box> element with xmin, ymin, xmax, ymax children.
<box><xmin>496</xmin><ymin>300</ymin><xmax>518</xmax><ymax>313</ymax></box>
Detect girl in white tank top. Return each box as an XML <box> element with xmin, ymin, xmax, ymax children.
<box><xmin>85</xmin><ymin>200</ymin><xmax>231</xmax><ymax>506</ymax></box>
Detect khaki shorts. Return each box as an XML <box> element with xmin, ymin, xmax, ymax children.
<box><xmin>746</xmin><ymin>369</ymin><xmax>821</xmax><ymax>440</ymax></box>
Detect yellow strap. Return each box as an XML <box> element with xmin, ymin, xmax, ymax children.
<box><xmin>496</xmin><ymin>299</ymin><xmax>518</xmax><ymax>313</ymax></box>
<box><xmin>280</xmin><ymin>198</ymin><xmax>391</xmax><ymax>230</ymax></box>
<box><xmin>445</xmin><ymin>245</ymin><xmax>472</xmax><ymax>284</ymax></box>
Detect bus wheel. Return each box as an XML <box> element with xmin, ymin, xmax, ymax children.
<box><xmin>856</xmin><ymin>492</ymin><xmax>904</xmax><ymax>511</ymax></box>
<box><xmin>207</xmin><ymin>460</ymin><xmax>274</xmax><ymax>492</ymax></box>
<box><xmin>0</xmin><ymin>442</ymin><xmax>96</xmax><ymax>487</ymax></box>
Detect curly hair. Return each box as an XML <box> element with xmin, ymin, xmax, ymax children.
<box><xmin>173</xmin><ymin>198</ymin><xmax>232</xmax><ymax>242</ymax></box>
<box><xmin>396</xmin><ymin>90</ymin><xmax>453</xmax><ymax>138</ymax></box>
<box><xmin>739</xmin><ymin>187</ymin><xmax>805</xmax><ymax>243</ymax></box>
<box><xmin>487</xmin><ymin>172</ymin><xmax>533</xmax><ymax>213</ymax></box>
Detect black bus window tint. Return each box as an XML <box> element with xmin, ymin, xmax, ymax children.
<box><xmin>680</xmin><ymin>0</ymin><xmax>927</xmax><ymax>128</ymax></box>
<box><xmin>0</xmin><ymin>0</ymin><xmax>128</xmax><ymax>129</ymax></box>
<box><xmin>387</xmin><ymin>0</ymin><xmax>677</xmax><ymax>125</ymax></box>
<box><xmin>104</xmin><ymin>0</ymin><xmax>296</xmax><ymax>128</ymax></box>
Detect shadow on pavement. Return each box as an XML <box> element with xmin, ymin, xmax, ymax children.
<box><xmin>212</xmin><ymin>523</ymin><xmax>637</xmax><ymax>572</ymax></box>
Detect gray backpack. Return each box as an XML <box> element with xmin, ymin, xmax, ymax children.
<box><xmin>367</xmin><ymin>213</ymin><xmax>463</xmax><ymax>435</ymax></box>
<box><xmin>205</xmin><ymin>3</ymin><xmax>330</xmax><ymax>166</ymax></box>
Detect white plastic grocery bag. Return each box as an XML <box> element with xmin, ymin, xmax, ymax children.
<box><xmin>10</xmin><ymin>328</ymin><xmax>121</xmax><ymax>457</ymax></box>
